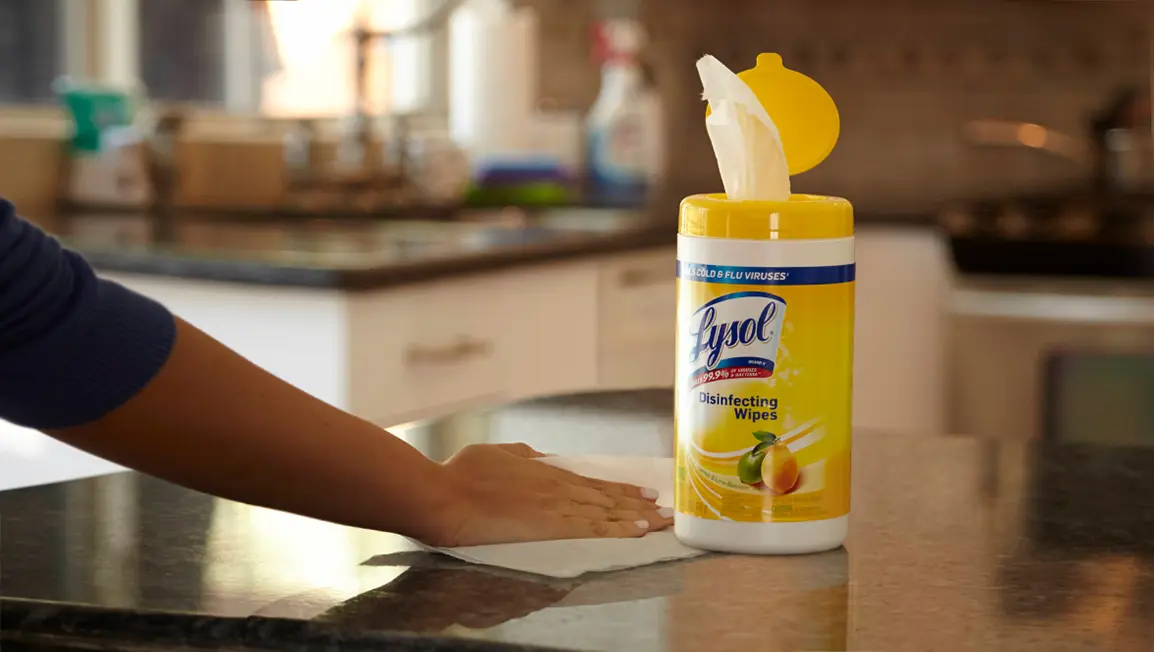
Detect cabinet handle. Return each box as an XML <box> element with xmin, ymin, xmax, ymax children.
<box><xmin>405</xmin><ymin>337</ymin><xmax>493</xmax><ymax>366</ymax></box>
<box><xmin>618</xmin><ymin>267</ymin><xmax>670</xmax><ymax>288</ymax></box>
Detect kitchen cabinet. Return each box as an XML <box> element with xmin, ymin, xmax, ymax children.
<box><xmin>112</xmin><ymin>232</ymin><xmax>947</xmax><ymax>433</ymax></box>
<box><xmin>101</xmin><ymin>273</ymin><xmax>349</xmax><ymax>408</ymax></box>
<box><xmin>0</xmin><ymin>420</ymin><xmax>122</xmax><ymax>492</ymax></box>
<box><xmin>100</xmin><ymin>255</ymin><xmax>642</xmax><ymax>430</ymax></box>
<box><xmin>347</xmin><ymin>261</ymin><xmax>601</xmax><ymax>425</ymax></box>
<box><xmin>596</xmin><ymin>249</ymin><xmax>676</xmax><ymax>389</ymax></box>
<box><xmin>948</xmin><ymin>279</ymin><xmax>1154</xmax><ymax>441</ymax></box>
<box><xmin>348</xmin><ymin>273</ymin><xmax>520</xmax><ymax>425</ymax></box>
<box><xmin>852</xmin><ymin>227</ymin><xmax>949</xmax><ymax>435</ymax></box>
<box><xmin>504</xmin><ymin>262</ymin><xmax>603</xmax><ymax>398</ymax></box>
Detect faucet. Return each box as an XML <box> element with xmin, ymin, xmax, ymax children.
<box><xmin>278</xmin><ymin>0</ymin><xmax>463</xmax><ymax>213</ymax></box>
<box><xmin>145</xmin><ymin>109</ymin><xmax>186</xmax><ymax>243</ymax></box>
<box><xmin>280</xmin><ymin>113</ymin><xmax>418</xmax><ymax>211</ymax></box>
<box><xmin>283</xmin><ymin>119</ymin><xmax>321</xmax><ymax>193</ymax></box>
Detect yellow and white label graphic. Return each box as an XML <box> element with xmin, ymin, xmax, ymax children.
<box><xmin>675</xmin><ymin>234</ymin><xmax>854</xmax><ymax>523</ymax></box>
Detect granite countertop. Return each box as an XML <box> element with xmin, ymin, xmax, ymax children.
<box><xmin>40</xmin><ymin>196</ymin><xmax>934</xmax><ymax>290</ymax></box>
<box><xmin>7</xmin><ymin>389</ymin><xmax>1151</xmax><ymax>652</ymax></box>
<box><xmin>47</xmin><ymin>206</ymin><xmax>672</xmax><ymax>290</ymax></box>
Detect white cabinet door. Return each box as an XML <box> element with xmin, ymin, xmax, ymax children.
<box><xmin>348</xmin><ymin>263</ymin><xmax>601</xmax><ymax>426</ymax></box>
<box><xmin>597</xmin><ymin>248</ymin><xmax>677</xmax><ymax>389</ymax></box>
<box><xmin>0</xmin><ymin>420</ymin><xmax>123</xmax><ymax>491</ymax></box>
<box><xmin>851</xmin><ymin>228</ymin><xmax>949</xmax><ymax>434</ymax></box>
<box><xmin>502</xmin><ymin>262</ymin><xmax>600</xmax><ymax>401</ymax></box>
<box><xmin>104</xmin><ymin>273</ymin><xmax>349</xmax><ymax>408</ymax></box>
<box><xmin>1</xmin><ymin>274</ymin><xmax>349</xmax><ymax>491</ymax></box>
<box><xmin>348</xmin><ymin>276</ymin><xmax>513</xmax><ymax>425</ymax></box>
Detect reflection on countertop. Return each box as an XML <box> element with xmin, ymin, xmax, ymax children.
<box><xmin>3</xmin><ymin>390</ymin><xmax>1153</xmax><ymax>652</ymax></box>
<box><xmin>46</xmin><ymin>207</ymin><xmax>669</xmax><ymax>289</ymax></box>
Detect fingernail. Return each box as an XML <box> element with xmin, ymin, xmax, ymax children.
<box><xmin>658</xmin><ymin>507</ymin><xmax>674</xmax><ymax>518</ymax></box>
<box><xmin>634</xmin><ymin>520</ymin><xmax>651</xmax><ymax>529</ymax></box>
<box><xmin>640</xmin><ymin>487</ymin><xmax>660</xmax><ymax>500</ymax></box>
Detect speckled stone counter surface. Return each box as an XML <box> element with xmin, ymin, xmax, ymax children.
<box><xmin>43</xmin><ymin>207</ymin><xmax>670</xmax><ymax>290</ymax></box>
<box><xmin>3</xmin><ymin>390</ymin><xmax>1153</xmax><ymax>651</ymax></box>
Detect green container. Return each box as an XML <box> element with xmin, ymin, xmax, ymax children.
<box><xmin>58</xmin><ymin>86</ymin><xmax>133</xmax><ymax>153</ymax></box>
<box><xmin>465</xmin><ymin>182</ymin><xmax>575</xmax><ymax>207</ymax></box>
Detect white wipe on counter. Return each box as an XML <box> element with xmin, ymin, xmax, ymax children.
<box><xmin>417</xmin><ymin>456</ymin><xmax>704</xmax><ymax>578</ymax></box>
<box><xmin>697</xmin><ymin>55</ymin><xmax>791</xmax><ymax>201</ymax></box>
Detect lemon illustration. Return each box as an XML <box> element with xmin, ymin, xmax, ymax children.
<box><xmin>761</xmin><ymin>440</ymin><xmax>799</xmax><ymax>496</ymax></box>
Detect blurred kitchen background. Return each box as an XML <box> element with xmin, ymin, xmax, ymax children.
<box><xmin>2</xmin><ymin>0</ymin><xmax>1154</xmax><ymax>489</ymax></box>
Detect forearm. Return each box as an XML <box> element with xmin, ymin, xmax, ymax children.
<box><xmin>2</xmin><ymin>200</ymin><xmax>668</xmax><ymax>548</ymax></box>
<box><xmin>49</xmin><ymin>317</ymin><xmax>456</xmax><ymax>541</ymax></box>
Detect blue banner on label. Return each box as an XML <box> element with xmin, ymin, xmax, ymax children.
<box><xmin>677</xmin><ymin>262</ymin><xmax>855</xmax><ymax>286</ymax></box>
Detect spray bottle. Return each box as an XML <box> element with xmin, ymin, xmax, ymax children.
<box><xmin>586</xmin><ymin>19</ymin><xmax>661</xmax><ymax>203</ymax></box>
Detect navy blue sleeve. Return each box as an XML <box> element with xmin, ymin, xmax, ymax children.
<box><xmin>0</xmin><ymin>199</ymin><xmax>176</xmax><ymax>429</ymax></box>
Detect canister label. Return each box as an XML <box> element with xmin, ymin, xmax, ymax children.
<box><xmin>675</xmin><ymin>234</ymin><xmax>855</xmax><ymax>523</ymax></box>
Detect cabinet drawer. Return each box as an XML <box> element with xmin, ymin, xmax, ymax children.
<box><xmin>598</xmin><ymin>248</ymin><xmax>676</xmax><ymax>388</ymax></box>
<box><xmin>348</xmin><ymin>275</ymin><xmax>514</xmax><ymax>424</ymax></box>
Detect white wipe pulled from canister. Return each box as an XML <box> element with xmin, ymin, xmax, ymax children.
<box><xmin>697</xmin><ymin>55</ymin><xmax>790</xmax><ymax>202</ymax></box>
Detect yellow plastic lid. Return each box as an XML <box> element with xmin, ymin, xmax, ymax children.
<box><xmin>680</xmin><ymin>193</ymin><xmax>853</xmax><ymax>241</ymax></box>
<box><xmin>687</xmin><ymin>55</ymin><xmax>848</xmax><ymax>240</ymax></box>
<box><xmin>705</xmin><ymin>53</ymin><xmax>840</xmax><ymax>176</ymax></box>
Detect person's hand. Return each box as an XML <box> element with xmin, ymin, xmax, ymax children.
<box><xmin>424</xmin><ymin>443</ymin><xmax>673</xmax><ymax>547</ymax></box>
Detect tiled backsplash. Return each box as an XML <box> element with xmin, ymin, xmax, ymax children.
<box><xmin>526</xmin><ymin>0</ymin><xmax>1150</xmax><ymax>214</ymax></box>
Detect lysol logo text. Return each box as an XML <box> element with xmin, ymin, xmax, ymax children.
<box><xmin>688</xmin><ymin>292</ymin><xmax>786</xmax><ymax>370</ymax></box>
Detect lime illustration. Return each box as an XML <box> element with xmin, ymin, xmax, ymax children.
<box><xmin>737</xmin><ymin>431</ymin><xmax>776</xmax><ymax>488</ymax></box>
<box><xmin>737</xmin><ymin>444</ymin><xmax>768</xmax><ymax>487</ymax></box>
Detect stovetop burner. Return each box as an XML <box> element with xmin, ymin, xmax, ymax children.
<box><xmin>941</xmin><ymin>190</ymin><xmax>1154</xmax><ymax>278</ymax></box>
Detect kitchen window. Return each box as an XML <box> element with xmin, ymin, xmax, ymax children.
<box><xmin>0</xmin><ymin>0</ymin><xmax>61</xmax><ymax>104</ymax></box>
<box><xmin>0</xmin><ymin>0</ymin><xmax>279</xmax><ymax>112</ymax></box>
<box><xmin>138</xmin><ymin>0</ymin><xmax>227</xmax><ymax>103</ymax></box>
<box><xmin>125</xmin><ymin>0</ymin><xmax>279</xmax><ymax>111</ymax></box>
<box><xmin>1</xmin><ymin>0</ymin><xmax>441</xmax><ymax>118</ymax></box>
<box><xmin>260</xmin><ymin>0</ymin><xmax>439</xmax><ymax>117</ymax></box>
